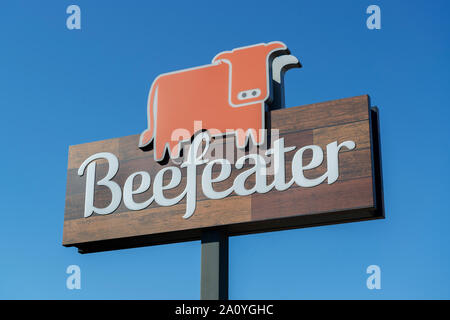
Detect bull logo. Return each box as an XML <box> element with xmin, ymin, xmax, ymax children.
<box><xmin>139</xmin><ymin>41</ymin><xmax>301</xmax><ymax>161</ymax></box>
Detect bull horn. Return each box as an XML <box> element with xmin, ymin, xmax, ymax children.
<box><xmin>272</xmin><ymin>55</ymin><xmax>301</xmax><ymax>84</ymax></box>
<box><xmin>269</xmin><ymin>54</ymin><xmax>302</xmax><ymax>110</ymax></box>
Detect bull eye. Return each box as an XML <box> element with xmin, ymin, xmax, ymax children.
<box><xmin>238</xmin><ymin>89</ymin><xmax>261</xmax><ymax>101</ymax></box>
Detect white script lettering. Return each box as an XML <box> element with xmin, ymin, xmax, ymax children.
<box><xmin>79</xmin><ymin>134</ymin><xmax>356</xmax><ymax>219</ymax></box>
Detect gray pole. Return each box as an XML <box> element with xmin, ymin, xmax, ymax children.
<box><xmin>200</xmin><ymin>229</ymin><xmax>229</xmax><ymax>300</ymax></box>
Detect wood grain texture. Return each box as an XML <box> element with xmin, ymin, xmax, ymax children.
<box><xmin>251</xmin><ymin>177</ymin><xmax>374</xmax><ymax>221</ymax></box>
<box><xmin>270</xmin><ymin>95</ymin><xmax>370</xmax><ymax>134</ymax></box>
<box><xmin>63</xmin><ymin>95</ymin><xmax>383</xmax><ymax>252</ymax></box>
<box><xmin>64</xmin><ymin>196</ymin><xmax>252</xmax><ymax>244</ymax></box>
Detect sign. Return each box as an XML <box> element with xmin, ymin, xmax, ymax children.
<box><xmin>63</xmin><ymin>42</ymin><xmax>384</xmax><ymax>253</ymax></box>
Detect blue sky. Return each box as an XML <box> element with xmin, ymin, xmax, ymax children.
<box><xmin>0</xmin><ymin>0</ymin><xmax>449</xmax><ymax>299</ymax></box>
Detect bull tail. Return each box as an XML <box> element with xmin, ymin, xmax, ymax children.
<box><xmin>139</xmin><ymin>79</ymin><xmax>159</xmax><ymax>148</ymax></box>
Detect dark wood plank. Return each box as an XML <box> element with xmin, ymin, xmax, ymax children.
<box><xmin>63</xmin><ymin>195</ymin><xmax>251</xmax><ymax>245</ymax></box>
<box><xmin>251</xmin><ymin>177</ymin><xmax>374</xmax><ymax>221</ymax></box>
<box><xmin>271</xmin><ymin>95</ymin><xmax>369</xmax><ymax>134</ymax></box>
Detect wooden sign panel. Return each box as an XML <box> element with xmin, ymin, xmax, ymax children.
<box><xmin>63</xmin><ymin>95</ymin><xmax>384</xmax><ymax>253</ymax></box>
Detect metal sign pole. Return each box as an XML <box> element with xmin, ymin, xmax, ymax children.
<box><xmin>200</xmin><ymin>229</ymin><xmax>229</xmax><ymax>300</ymax></box>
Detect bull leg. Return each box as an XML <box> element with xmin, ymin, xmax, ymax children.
<box><xmin>235</xmin><ymin>128</ymin><xmax>263</xmax><ymax>149</ymax></box>
<box><xmin>154</xmin><ymin>140</ymin><xmax>167</xmax><ymax>162</ymax></box>
<box><xmin>248</xmin><ymin>128</ymin><xmax>263</xmax><ymax>145</ymax></box>
<box><xmin>139</xmin><ymin>129</ymin><xmax>153</xmax><ymax>148</ymax></box>
<box><xmin>168</xmin><ymin>141</ymin><xmax>181</xmax><ymax>159</ymax></box>
<box><xmin>235</xmin><ymin>129</ymin><xmax>248</xmax><ymax>149</ymax></box>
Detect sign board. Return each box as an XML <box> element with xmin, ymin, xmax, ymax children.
<box><xmin>63</xmin><ymin>42</ymin><xmax>384</xmax><ymax>253</ymax></box>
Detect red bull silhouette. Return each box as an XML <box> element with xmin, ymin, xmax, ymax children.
<box><xmin>139</xmin><ymin>41</ymin><xmax>301</xmax><ymax>161</ymax></box>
